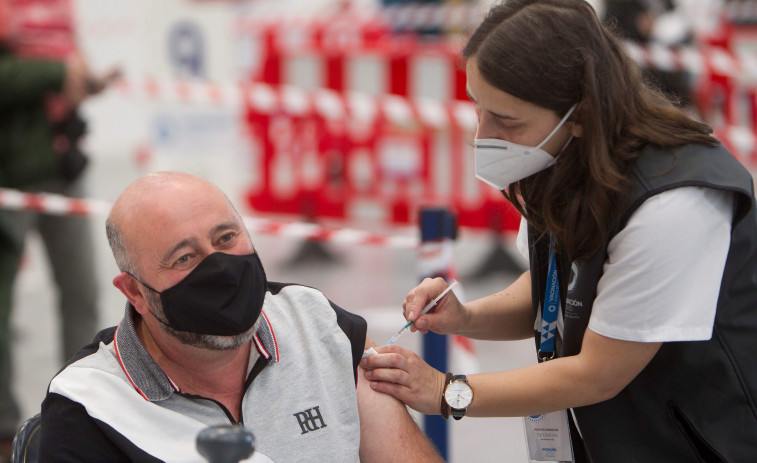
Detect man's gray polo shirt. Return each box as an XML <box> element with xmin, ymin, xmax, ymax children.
<box><xmin>40</xmin><ymin>282</ymin><xmax>367</xmax><ymax>462</ymax></box>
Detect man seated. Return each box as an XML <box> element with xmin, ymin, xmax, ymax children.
<box><xmin>39</xmin><ymin>171</ymin><xmax>441</xmax><ymax>462</ymax></box>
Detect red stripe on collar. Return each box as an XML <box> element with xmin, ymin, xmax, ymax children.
<box><xmin>113</xmin><ymin>323</ymin><xmax>150</xmax><ymax>401</ymax></box>
<box><xmin>253</xmin><ymin>311</ymin><xmax>279</xmax><ymax>362</ymax></box>
<box><xmin>253</xmin><ymin>334</ymin><xmax>269</xmax><ymax>359</ymax></box>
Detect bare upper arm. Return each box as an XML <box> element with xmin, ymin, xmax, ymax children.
<box><xmin>357</xmin><ymin>337</ymin><xmax>442</xmax><ymax>462</ymax></box>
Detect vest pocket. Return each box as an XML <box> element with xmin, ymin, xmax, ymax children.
<box><xmin>667</xmin><ymin>401</ymin><xmax>725</xmax><ymax>463</ymax></box>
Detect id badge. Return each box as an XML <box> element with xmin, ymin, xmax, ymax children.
<box><xmin>523</xmin><ymin>409</ymin><xmax>574</xmax><ymax>462</ymax></box>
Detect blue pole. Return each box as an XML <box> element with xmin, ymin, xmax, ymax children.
<box><xmin>423</xmin><ymin>332</ymin><xmax>448</xmax><ymax>460</ymax></box>
<box><xmin>419</xmin><ymin>208</ymin><xmax>456</xmax><ymax>460</ymax></box>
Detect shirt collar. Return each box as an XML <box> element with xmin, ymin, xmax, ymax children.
<box><xmin>114</xmin><ymin>303</ymin><xmax>279</xmax><ymax>402</ymax></box>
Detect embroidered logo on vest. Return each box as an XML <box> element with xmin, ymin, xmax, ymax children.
<box><xmin>565</xmin><ymin>262</ymin><xmax>583</xmax><ymax>317</ymax></box>
<box><xmin>293</xmin><ymin>406</ymin><xmax>327</xmax><ymax>434</ymax></box>
<box><xmin>568</xmin><ymin>262</ymin><xmax>579</xmax><ymax>292</ymax></box>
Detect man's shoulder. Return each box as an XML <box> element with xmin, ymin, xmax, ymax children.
<box><xmin>57</xmin><ymin>325</ymin><xmax>117</xmax><ymax>369</ymax></box>
<box><xmin>266</xmin><ymin>281</ymin><xmax>324</xmax><ymax>298</ymax></box>
<box><xmin>263</xmin><ymin>282</ymin><xmax>367</xmax><ymax>376</ymax></box>
<box><xmin>264</xmin><ymin>282</ymin><xmax>365</xmax><ymax>334</ymax></box>
<box><xmin>49</xmin><ymin>325</ymin><xmax>125</xmax><ymax>393</ymax></box>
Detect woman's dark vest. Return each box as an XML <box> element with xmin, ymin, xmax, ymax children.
<box><xmin>528</xmin><ymin>143</ymin><xmax>757</xmax><ymax>462</ymax></box>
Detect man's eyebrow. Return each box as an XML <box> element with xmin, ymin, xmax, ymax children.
<box><xmin>162</xmin><ymin>238</ymin><xmax>197</xmax><ymax>263</ymax></box>
<box><xmin>210</xmin><ymin>221</ymin><xmax>241</xmax><ymax>237</ymax></box>
<box><xmin>161</xmin><ymin>222</ymin><xmax>241</xmax><ymax>263</ymax></box>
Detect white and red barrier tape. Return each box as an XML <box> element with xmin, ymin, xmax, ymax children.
<box><xmin>112</xmin><ymin>76</ymin><xmax>757</xmax><ymax>167</ymax></box>
<box><xmin>120</xmin><ymin>66</ymin><xmax>738</xmax><ymax>137</ymax></box>
<box><xmin>113</xmin><ymin>78</ymin><xmax>478</xmax><ymax>131</ymax></box>
<box><xmin>115</xmin><ymin>41</ymin><xmax>757</xmax><ymax>118</ymax></box>
<box><xmin>0</xmin><ymin>187</ymin><xmax>113</xmax><ymax>216</ymax></box>
<box><xmin>0</xmin><ymin>187</ymin><xmax>418</xmax><ymax>249</ymax></box>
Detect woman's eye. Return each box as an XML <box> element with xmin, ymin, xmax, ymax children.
<box><xmin>496</xmin><ymin>117</ymin><xmax>521</xmax><ymax>132</ymax></box>
<box><xmin>491</xmin><ymin>113</ymin><xmax>508</xmax><ymax>126</ymax></box>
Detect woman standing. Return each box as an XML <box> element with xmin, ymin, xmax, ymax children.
<box><xmin>361</xmin><ymin>0</ymin><xmax>757</xmax><ymax>461</ymax></box>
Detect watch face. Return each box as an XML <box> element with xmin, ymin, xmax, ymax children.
<box><xmin>445</xmin><ymin>381</ymin><xmax>473</xmax><ymax>409</ymax></box>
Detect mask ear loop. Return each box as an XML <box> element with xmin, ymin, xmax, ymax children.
<box><xmin>557</xmin><ymin>135</ymin><xmax>574</xmax><ymax>156</ymax></box>
<box><xmin>125</xmin><ymin>271</ymin><xmax>160</xmax><ymax>294</ymax></box>
<box><xmin>125</xmin><ymin>272</ymin><xmax>175</xmax><ymax>327</ymax></box>
<box><xmin>535</xmin><ymin>103</ymin><xmax>578</xmax><ymax>151</ymax></box>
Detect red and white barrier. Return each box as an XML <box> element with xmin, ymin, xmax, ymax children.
<box><xmin>113</xmin><ymin>75</ymin><xmax>517</xmax><ymax>233</ymax></box>
<box><xmin>235</xmin><ymin>13</ymin><xmax>469</xmax><ymax>101</ymax></box>
<box><xmin>0</xmin><ymin>187</ymin><xmax>417</xmax><ymax>249</ymax></box>
<box><xmin>0</xmin><ymin>187</ymin><xmax>112</xmax><ymax>216</ymax></box>
<box><xmin>113</xmin><ymin>78</ymin><xmax>476</xmax><ymax>131</ymax></box>
<box><xmin>241</xmin><ymin>216</ymin><xmax>416</xmax><ymax>249</ymax></box>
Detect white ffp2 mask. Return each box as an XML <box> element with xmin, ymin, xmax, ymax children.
<box><xmin>474</xmin><ymin>104</ymin><xmax>577</xmax><ymax>190</ymax></box>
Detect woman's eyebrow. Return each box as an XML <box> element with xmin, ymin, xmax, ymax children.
<box><xmin>467</xmin><ymin>88</ymin><xmax>517</xmax><ymax>121</ymax></box>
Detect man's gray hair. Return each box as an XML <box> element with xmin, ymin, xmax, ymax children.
<box><xmin>105</xmin><ymin>217</ymin><xmax>137</xmax><ymax>277</ymax></box>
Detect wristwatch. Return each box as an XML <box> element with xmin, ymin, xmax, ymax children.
<box><xmin>444</xmin><ymin>374</ymin><xmax>473</xmax><ymax>420</ymax></box>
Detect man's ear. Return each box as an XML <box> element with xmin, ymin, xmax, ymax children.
<box><xmin>113</xmin><ymin>273</ymin><xmax>149</xmax><ymax>315</ymax></box>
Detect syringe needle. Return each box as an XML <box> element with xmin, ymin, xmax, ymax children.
<box><xmin>387</xmin><ymin>321</ymin><xmax>412</xmax><ymax>345</ymax></box>
<box><xmin>385</xmin><ymin>280</ymin><xmax>458</xmax><ymax>344</ymax></box>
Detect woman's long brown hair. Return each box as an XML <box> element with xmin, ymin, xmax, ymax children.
<box><xmin>463</xmin><ymin>0</ymin><xmax>717</xmax><ymax>260</ymax></box>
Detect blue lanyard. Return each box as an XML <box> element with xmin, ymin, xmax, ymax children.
<box><xmin>539</xmin><ymin>237</ymin><xmax>560</xmax><ymax>361</ymax></box>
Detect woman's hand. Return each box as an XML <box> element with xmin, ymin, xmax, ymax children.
<box><xmin>404</xmin><ymin>277</ymin><xmax>466</xmax><ymax>335</ymax></box>
<box><xmin>360</xmin><ymin>343</ymin><xmax>446</xmax><ymax>415</ymax></box>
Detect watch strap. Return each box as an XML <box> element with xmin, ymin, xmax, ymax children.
<box><xmin>441</xmin><ymin>372</ymin><xmax>453</xmax><ymax>420</ymax></box>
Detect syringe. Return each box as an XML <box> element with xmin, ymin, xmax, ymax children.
<box><xmin>386</xmin><ymin>280</ymin><xmax>459</xmax><ymax>345</ymax></box>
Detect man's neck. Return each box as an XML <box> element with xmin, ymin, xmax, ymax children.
<box><xmin>137</xmin><ymin>319</ymin><xmax>252</xmax><ymax>420</ymax></box>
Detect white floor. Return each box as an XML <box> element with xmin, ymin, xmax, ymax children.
<box><xmin>9</xmin><ymin>157</ymin><xmax>538</xmax><ymax>462</ymax></box>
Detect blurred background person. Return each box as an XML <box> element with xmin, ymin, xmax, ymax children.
<box><xmin>0</xmin><ymin>0</ymin><xmax>117</xmax><ymax>457</ymax></box>
<box><xmin>602</xmin><ymin>0</ymin><xmax>700</xmax><ymax>116</ymax></box>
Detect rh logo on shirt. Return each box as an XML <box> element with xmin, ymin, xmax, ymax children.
<box><xmin>293</xmin><ymin>405</ymin><xmax>327</xmax><ymax>434</ymax></box>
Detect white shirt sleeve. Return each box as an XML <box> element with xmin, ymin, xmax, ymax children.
<box><xmin>588</xmin><ymin>186</ymin><xmax>734</xmax><ymax>342</ymax></box>
<box><xmin>516</xmin><ymin>216</ymin><xmax>529</xmax><ymax>261</ymax></box>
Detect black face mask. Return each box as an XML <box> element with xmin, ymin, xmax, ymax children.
<box><xmin>130</xmin><ymin>252</ymin><xmax>267</xmax><ymax>336</ymax></box>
